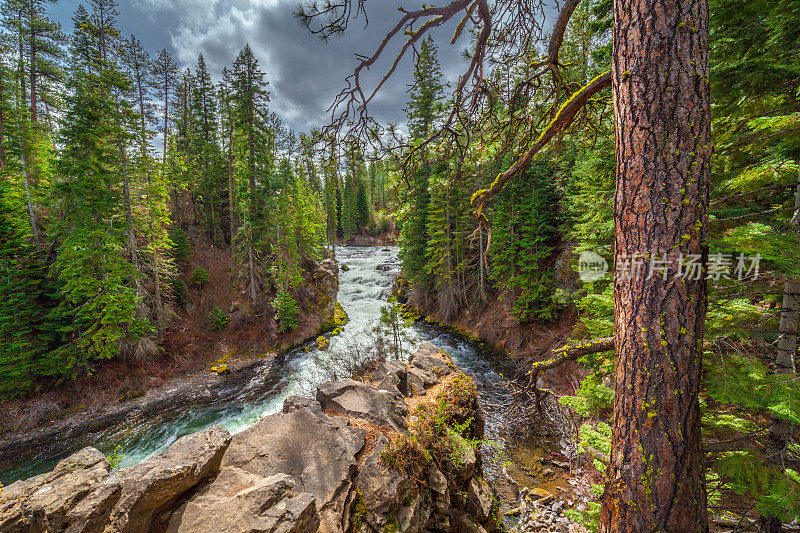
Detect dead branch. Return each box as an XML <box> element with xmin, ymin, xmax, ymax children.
<box><xmin>470</xmin><ymin>69</ymin><xmax>612</xmax><ymax>213</ymax></box>
<box><xmin>529</xmin><ymin>336</ymin><xmax>614</xmax><ymax>410</ymax></box>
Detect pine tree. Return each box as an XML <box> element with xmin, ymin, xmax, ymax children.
<box><xmin>490</xmin><ymin>163</ymin><xmax>561</xmax><ymax>322</ymax></box>
<box><xmin>154</xmin><ymin>49</ymin><xmax>178</xmax><ymax>164</ymax></box>
<box><xmin>0</xmin><ymin>163</ymin><xmax>45</xmax><ymax>396</ymax></box>
<box><xmin>400</xmin><ymin>35</ymin><xmax>444</xmax><ymax>289</ymax></box>
<box><xmin>190</xmin><ymin>54</ymin><xmax>224</xmax><ymax>242</ymax></box>
<box><xmin>231</xmin><ymin>43</ymin><xmax>271</xmax><ymax>302</ymax></box>
<box><xmin>47</xmin><ymin>2</ymin><xmax>148</xmax><ymax>373</ymax></box>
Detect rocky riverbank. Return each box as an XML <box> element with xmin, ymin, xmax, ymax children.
<box><xmin>0</xmin><ymin>259</ymin><xmax>341</xmax><ymax>474</ymax></box>
<box><xmin>1</xmin><ymin>342</ymin><xmax>501</xmax><ymax>533</ymax></box>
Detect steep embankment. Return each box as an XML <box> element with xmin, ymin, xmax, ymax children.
<box><xmin>0</xmin><ymin>246</ymin><xmax>340</xmax><ymax>460</ymax></box>
<box><xmin>1</xmin><ymin>343</ymin><xmax>500</xmax><ymax>533</ymax></box>
<box><xmin>396</xmin><ymin>290</ymin><xmax>580</xmax><ymax>395</ymax></box>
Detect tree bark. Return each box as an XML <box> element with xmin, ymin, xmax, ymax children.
<box><xmin>28</xmin><ymin>0</ymin><xmax>37</xmax><ymax>124</ymax></box>
<box><xmin>600</xmin><ymin>0</ymin><xmax>711</xmax><ymax>531</ymax></box>
<box><xmin>762</xmin><ymin>171</ymin><xmax>800</xmax><ymax>533</ymax></box>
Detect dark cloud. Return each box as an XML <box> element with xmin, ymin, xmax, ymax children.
<box><xmin>53</xmin><ymin>0</ymin><xmax>471</xmax><ymax>133</ymax></box>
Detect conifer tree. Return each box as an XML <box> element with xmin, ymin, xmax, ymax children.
<box><xmin>48</xmin><ymin>3</ymin><xmax>147</xmax><ymax>373</ymax></box>
<box><xmin>189</xmin><ymin>54</ymin><xmax>224</xmax><ymax>242</ymax></box>
<box><xmin>231</xmin><ymin>43</ymin><xmax>271</xmax><ymax>302</ymax></box>
<box><xmin>400</xmin><ymin>35</ymin><xmax>443</xmax><ymax>288</ymax></box>
<box><xmin>490</xmin><ymin>163</ymin><xmax>560</xmax><ymax>322</ymax></box>
<box><xmin>154</xmin><ymin>49</ymin><xmax>178</xmax><ymax>164</ymax></box>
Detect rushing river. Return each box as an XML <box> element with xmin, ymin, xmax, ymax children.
<box><xmin>1</xmin><ymin>246</ymin><xmax>563</xmax><ymax>505</ymax></box>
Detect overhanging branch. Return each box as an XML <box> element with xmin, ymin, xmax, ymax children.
<box><xmin>471</xmin><ymin>69</ymin><xmax>612</xmax><ymax>213</ymax></box>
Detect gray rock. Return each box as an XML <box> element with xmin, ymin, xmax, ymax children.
<box><xmin>375</xmin><ymin>371</ymin><xmax>402</xmax><ymax>396</ymax></box>
<box><xmin>466</xmin><ymin>477</ymin><xmax>495</xmax><ymax>522</ymax></box>
<box><xmin>459</xmin><ymin>516</ymin><xmax>489</xmax><ymax>533</ymax></box>
<box><xmin>316</xmin><ymin>379</ymin><xmax>408</xmax><ymax>432</ymax></box>
<box><xmin>409</xmin><ymin>343</ymin><xmax>453</xmax><ymax>378</ymax></box>
<box><xmin>63</xmin><ymin>482</ymin><xmax>122</xmax><ymax>533</ymax></box>
<box><xmin>406</xmin><ymin>366</ymin><xmax>439</xmax><ymax>389</ymax></box>
<box><xmin>0</xmin><ymin>447</ymin><xmax>110</xmax><ymax>533</ymax></box>
<box><xmin>427</xmin><ymin>466</ymin><xmax>448</xmax><ymax>495</ymax></box>
<box><xmin>371</xmin><ymin>360</ymin><xmax>407</xmax><ymax>383</ymax></box>
<box><xmin>282</xmin><ymin>396</ymin><xmax>320</xmax><ymax>413</ymax></box>
<box><xmin>222</xmin><ymin>400</ymin><xmax>364</xmax><ymax>533</ymax></box>
<box><xmin>166</xmin><ymin>468</ymin><xmax>318</xmax><ymax>533</ymax></box>
<box><xmin>396</xmin><ymin>496</ymin><xmax>427</xmax><ymax>533</ymax></box>
<box><xmin>104</xmin><ymin>425</ymin><xmax>231</xmax><ymax>533</ymax></box>
<box><xmin>355</xmin><ymin>436</ymin><xmax>423</xmax><ymax>532</ymax></box>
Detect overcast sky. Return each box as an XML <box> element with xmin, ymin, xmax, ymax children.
<box><xmin>50</xmin><ymin>0</ymin><xmax>473</xmax><ymax>133</ymax></box>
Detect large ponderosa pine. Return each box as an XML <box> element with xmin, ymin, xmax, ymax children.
<box><xmin>231</xmin><ymin>43</ymin><xmax>271</xmax><ymax>302</ymax></box>
<box><xmin>600</xmin><ymin>0</ymin><xmax>711</xmax><ymax>530</ymax></box>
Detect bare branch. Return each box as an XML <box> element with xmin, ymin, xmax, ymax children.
<box><xmin>471</xmin><ymin>69</ymin><xmax>612</xmax><ymax>212</ymax></box>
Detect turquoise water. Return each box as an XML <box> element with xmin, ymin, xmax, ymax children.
<box><xmin>0</xmin><ymin>246</ymin><xmax>512</xmax><ymax>486</ymax></box>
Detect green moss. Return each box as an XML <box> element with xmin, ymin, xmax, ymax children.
<box><xmin>316</xmin><ymin>336</ymin><xmax>330</xmax><ymax>350</ymax></box>
<box><xmin>383</xmin><ymin>513</ymin><xmax>400</xmax><ymax>533</ymax></box>
<box><xmin>348</xmin><ymin>490</ymin><xmax>367</xmax><ymax>533</ymax></box>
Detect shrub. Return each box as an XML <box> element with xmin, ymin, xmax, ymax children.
<box><xmin>208</xmin><ymin>306</ymin><xmax>230</xmax><ymax>332</ymax></box>
<box><xmin>169</xmin><ymin>228</ymin><xmax>189</xmax><ymax>263</ymax></box>
<box><xmin>188</xmin><ymin>267</ymin><xmax>209</xmax><ymax>288</ymax></box>
<box><xmin>274</xmin><ymin>287</ymin><xmax>300</xmax><ymax>332</ymax></box>
<box><xmin>105</xmin><ymin>445</ymin><xmax>125</xmax><ymax>470</ymax></box>
<box><xmin>383</xmin><ymin>373</ymin><xmax>482</xmax><ymax>479</ymax></box>
<box><xmin>172</xmin><ymin>278</ymin><xmax>189</xmax><ymax>309</ymax></box>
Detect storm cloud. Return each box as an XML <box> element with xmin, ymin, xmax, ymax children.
<box><xmin>54</xmin><ymin>0</ymin><xmax>470</xmax><ymax>132</ymax></box>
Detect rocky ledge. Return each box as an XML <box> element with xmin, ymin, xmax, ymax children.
<box><xmin>0</xmin><ymin>342</ymin><xmax>501</xmax><ymax>533</ymax></box>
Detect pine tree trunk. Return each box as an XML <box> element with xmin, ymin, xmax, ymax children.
<box><xmin>163</xmin><ymin>83</ymin><xmax>169</xmax><ymax>165</ymax></box>
<box><xmin>0</xmin><ymin>60</ymin><xmax>7</xmax><ymax>170</ymax></box>
<box><xmin>762</xmin><ymin>171</ymin><xmax>800</xmax><ymax>532</ymax></box>
<box><xmin>28</xmin><ymin>0</ymin><xmax>36</xmax><ymax>124</ymax></box>
<box><xmin>600</xmin><ymin>0</ymin><xmax>711</xmax><ymax>531</ymax></box>
<box><xmin>228</xmin><ymin>142</ymin><xmax>236</xmax><ymax>248</ymax></box>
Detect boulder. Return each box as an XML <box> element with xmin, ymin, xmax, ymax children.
<box><xmin>63</xmin><ymin>482</ymin><xmax>122</xmax><ymax>533</ymax></box>
<box><xmin>374</xmin><ymin>371</ymin><xmax>402</xmax><ymax>396</ymax></box>
<box><xmin>103</xmin><ymin>425</ymin><xmax>231</xmax><ymax>533</ymax></box>
<box><xmin>166</xmin><ymin>468</ymin><xmax>318</xmax><ymax>533</ymax></box>
<box><xmin>466</xmin><ymin>477</ymin><xmax>496</xmax><ymax>523</ymax></box>
<box><xmin>427</xmin><ymin>465</ymin><xmax>448</xmax><ymax>495</ymax></box>
<box><xmin>282</xmin><ymin>396</ymin><xmax>321</xmax><ymax>414</ymax></box>
<box><xmin>222</xmin><ymin>401</ymin><xmax>365</xmax><ymax>533</ymax></box>
<box><xmin>409</xmin><ymin>344</ymin><xmax>452</xmax><ymax>377</ymax></box>
<box><xmin>0</xmin><ymin>447</ymin><xmax>111</xmax><ymax>533</ymax></box>
<box><xmin>458</xmin><ymin>515</ymin><xmax>489</xmax><ymax>533</ymax></box>
<box><xmin>371</xmin><ymin>360</ymin><xmax>407</xmax><ymax>383</ymax></box>
<box><xmin>316</xmin><ymin>379</ymin><xmax>408</xmax><ymax>432</ymax></box>
<box><xmin>355</xmin><ymin>436</ymin><xmax>426</xmax><ymax>532</ymax></box>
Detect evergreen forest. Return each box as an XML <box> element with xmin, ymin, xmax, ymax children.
<box><xmin>0</xmin><ymin>0</ymin><xmax>798</xmax><ymax>532</ymax></box>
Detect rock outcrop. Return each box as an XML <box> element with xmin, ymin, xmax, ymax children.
<box><xmin>1</xmin><ymin>447</ymin><xmax>111</xmax><ymax>533</ymax></box>
<box><xmin>166</xmin><ymin>470</ymin><xmax>318</xmax><ymax>533</ymax></box>
<box><xmin>316</xmin><ymin>378</ymin><xmax>408</xmax><ymax>432</ymax></box>
<box><xmin>313</xmin><ymin>259</ymin><xmax>340</xmax><ymax>331</ymax></box>
<box><xmin>220</xmin><ymin>398</ymin><xmax>365</xmax><ymax>532</ymax></box>
<box><xmin>0</xmin><ymin>343</ymin><xmax>500</xmax><ymax>533</ymax></box>
<box><xmin>1</xmin><ymin>426</ymin><xmax>231</xmax><ymax>533</ymax></box>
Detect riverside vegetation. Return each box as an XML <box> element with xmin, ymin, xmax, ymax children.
<box><xmin>0</xmin><ymin>0</ymin><xmax>799</xmax><ymax>532</ymax></box>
